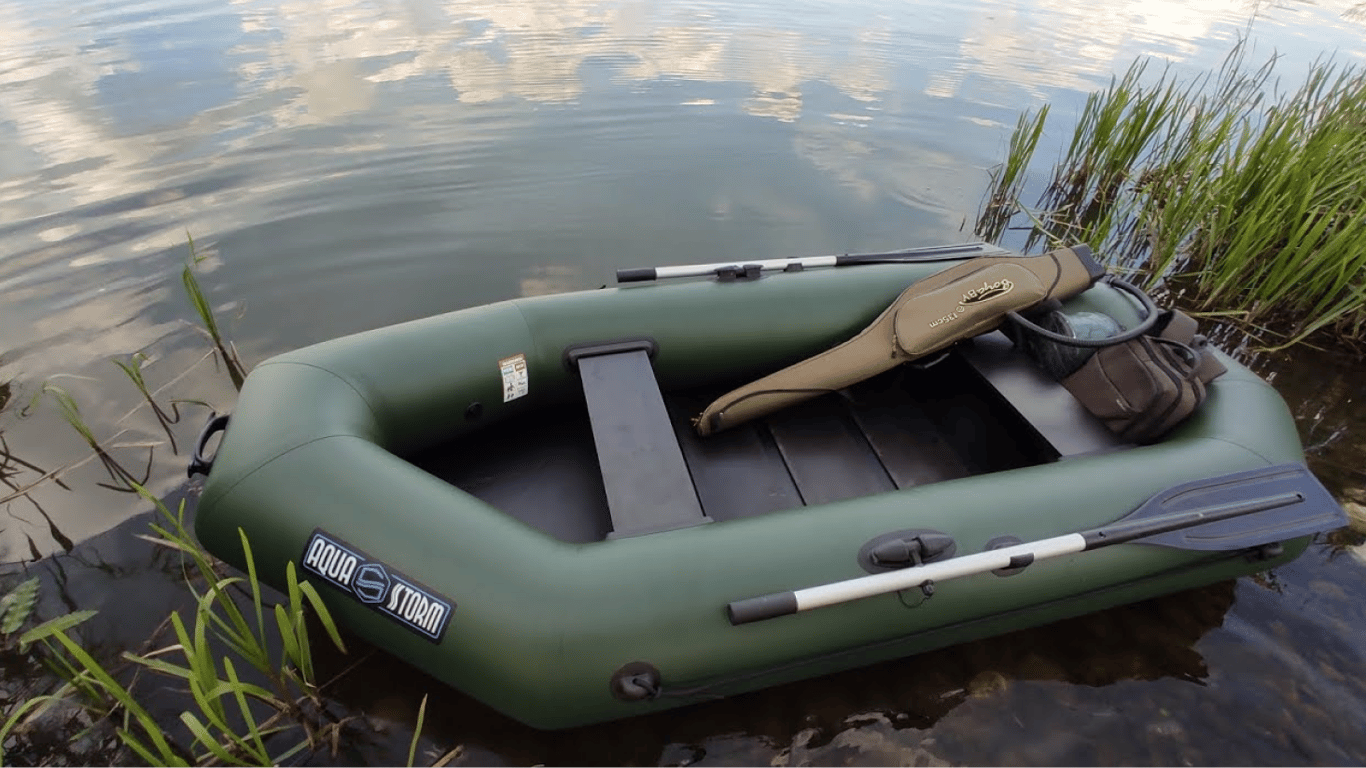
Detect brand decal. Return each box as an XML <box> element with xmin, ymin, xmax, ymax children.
<box><xmin>929</xmin><ymin>278</ymin><xmax>1016</xmax><ymax>328</ymax></box>
<box><xmin>961</xmin><ymin>278</ymin><xmax>1014</xmax><ymax>305</ymax></box>
<box><xmin>301</xmin><ymin>530</ymin><xmax>453</xmax><ymax>642</ymax></box>
<box><xmin>499</xmin><ymin>353</ymin><xmax>529</xmax><ymax>403</ymax></box>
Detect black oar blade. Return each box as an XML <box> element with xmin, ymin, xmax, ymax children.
<box><xmin>1116</xmin><ymin>463</ymin><xmax>1345</xmax><ymax>551</ymax></box>
<box><xmin>833</xmin><ymin>242</ymin><xmax>1009</xmax><ymax>266</ymax></box>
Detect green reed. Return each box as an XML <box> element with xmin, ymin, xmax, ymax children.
<box><xmin>1</xmin><ymin>486</ymin><xmax>351</xmax><ymax>766</ymax></box>
<box><xmin>3</xmin><ymin>236</ymin><xmax>441</xmax><ymax>766</ymax></box>
<box><xmin>977</xmin><ymin>106</ymin><xmax>1049</xmax><ymax>244</ymax></box>
<box><xmin>183</xmin><ymin>234</ymin><xmax>245</xmax><ymax>391</ymax></box>
<box><xmin>33</xmin><ymin>383</ymin><xmax>151</xmax><ymax>494</ymax></box>
<box><xmin>977</xmin><ymin>43</ymin><xmax>1366</xmax><ymax>348</ymax></box>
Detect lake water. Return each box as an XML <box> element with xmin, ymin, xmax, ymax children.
<box><xmin>2</xmin><ymin>0</ymin><xmax>1365</xmax><ymax>763</ymax></box>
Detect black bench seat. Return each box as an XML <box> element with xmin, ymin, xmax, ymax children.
<box><xmin>575</xmin><ymin>348</ymin><xmax>713</xmax><ymax>538</ymax></box>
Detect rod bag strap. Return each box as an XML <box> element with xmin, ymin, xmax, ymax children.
<box><xmin>694</xmin><ymin>245</ymin><xmax>1105</xmax><ymax>436</ymax></box>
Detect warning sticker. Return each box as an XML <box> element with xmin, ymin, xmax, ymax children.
<box><xmin>499</xmin><ymin>353</ymin><xmax>529</xmax><ymax>402</ymax></box>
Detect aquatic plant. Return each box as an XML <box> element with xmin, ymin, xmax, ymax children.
<box><xmin>1</xmin><ymin>572</ymin><xmax>102</xmax><ymax>766</ymax></box>
<box><xmin>183</xmin><ymin>234</ymin><xmax>246</xmax><ymax>391</ymax></box>
<box><xmin>3</xmin><ymin>232</ymin><xmax>233</xmax><ymax>551</ymax></box>
<box><xmin>113</xmin><ymin>352</ymin><xmax>203</xmax><ymax>455</ymax></box>
<box><xmin>0</xmin><ymin>487</ymin><xmax>352</xmax><ymax>766</ymax></box>
<box><xmin>0</xmin><ymin>432</ymin><xmax>76</xmax><ymax>558</ymax></box>
<box><xmin>32</xmin><ymin>383</ymin><xmax>151</xmax><ymax>495</ymax></box>
<box><xmin>977</xmin><ymin>106</ymin><xmax>1049</xmax><ymax>245</ymax></box>
<box><xmin>1</xmin><ymin>250</ymin><xmax>443</xmax><ymax>764</ymax></box>
<box><xmin>0</xmin><ymin>578</ymin><xmax>41</xmax><ymax>638</ymax></box>
<box><xmin>977</xmin><ymin>44</ymin><xmax>1366</xmax><ymax>349</ymax></box>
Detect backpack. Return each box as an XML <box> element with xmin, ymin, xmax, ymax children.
<box><xmin>1008</xmin><ymin>279</ymin><xmax>1227</xmax><ymax>445</ymax></box>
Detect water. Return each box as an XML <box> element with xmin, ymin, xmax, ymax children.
<box><xmin>2</xmin><ymin>0</ymin><xmax>1365</xmax><ymax>763</ymax></box>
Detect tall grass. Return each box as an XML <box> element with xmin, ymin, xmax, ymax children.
<box><xmin>977</xmin><ymin>106</ymin><xmax>1049</xmax><ymax>244</ymax></box>
<box><xmin>183</xmin><ymin>234</ymin><xmax>245</xmax><ymax>391</ymax></box>
<box><xmin>976</xmin><ymin>44</ymin><xmax>1366</xmax><ymax>349</ymax></box>
<box><xmin>1</xmin><ymin>487</ymin><xmax>351</xmax><ymax>766</ymax></box>
<box><xmin>1</xmin><ymin>234</ymin><xmax>452</xmax><ymax>766</ymax></box>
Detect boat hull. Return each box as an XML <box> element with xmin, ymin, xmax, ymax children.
<box><xmin>195</xmin><ymin>254</ymin><xmax>1313</xmax><ymax>729</ymax></box>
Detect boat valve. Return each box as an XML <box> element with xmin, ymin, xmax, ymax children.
<box><xmin>609</xmin><ymin>662</ymin><xmax>663</xmax><ymax>702</ymax></box>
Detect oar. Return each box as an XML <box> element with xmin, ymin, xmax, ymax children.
<box><xmin>615</xmin><ymin>242</ymin><xmax>1011</xmax><ymax>283</ymax></box>
<box><xmin>727</xmin><ymin>463</ymin><xmax>1346</xmax><ymax>625</ymax></box>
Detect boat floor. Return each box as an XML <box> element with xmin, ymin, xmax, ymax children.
<box><xmin>411</xmin><ymin>334</ymin><xmax>1125</xmax><ymax>543</ymax></box>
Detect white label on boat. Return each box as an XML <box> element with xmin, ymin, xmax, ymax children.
<box><xmin>499</xmin><ymin>353</ymin><xmax>529</xmax><ymax>402</ymax></box>
<box><xmin>300</xmin><ymin>529</ymin><xmax>454</xmax><ymax>642</ymax></box>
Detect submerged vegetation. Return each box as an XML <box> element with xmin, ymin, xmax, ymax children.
<box><xmin>0</xmin><ymin>237</ymin><xmax>434</xmax><ymax>765</ymax></box>
<box><xmin>977</xmin><ymin>44</ymin><xmax>1366</xmax><ymax>350</ymax></box>
<box><xmin>183</xmin><ymin>234</ymin><xmax>246</xmax><ymax>392</ymax></box>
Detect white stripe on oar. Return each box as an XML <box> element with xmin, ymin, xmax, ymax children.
<box><xmin>615</xmin><ymin>242</ymin><xmax>1012</xmax><ymax>282</ymax></box>
<box><xmin>792</xmin><ymin>534</ymin><xmax>1086</xmax><ymax>612</ymax></box>
<box><xmin>652</xmin><ymin>256</ymin><xmax>839</xmax><ymax>280</ymax></box>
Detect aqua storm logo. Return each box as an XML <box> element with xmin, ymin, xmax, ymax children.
<box><xmin>301</xmin><ymin>530</ymin><xmax>453</xmax><ymax>642</ymax></box>
<box><xmin>352</xmin><ymin>563</ymin><xmax>390</xmax><ymax>603</ymax></box>
<box><xmin>302</xmin><ymin>535</ymin><xmax>360</xmax><ymax>586</ymax></box>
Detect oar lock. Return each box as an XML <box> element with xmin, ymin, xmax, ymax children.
<box><xmin>858</xmin><ymin>529</ymin><xmax>958</xmax><ymax>574</ymax></box>
<box><xmin>715</xmin><ymin>263</ymin><xmax>765</xmax><ymax>281</ymax></box>
<box><xmin>857</xmin><ymin>530</ymin><xmax>957</xmax><ymax>603</ymax></box>
<box><xmin>869</xmin><ymin>535</ymin><xmax>953</xmax><ymax>569</ymax></box>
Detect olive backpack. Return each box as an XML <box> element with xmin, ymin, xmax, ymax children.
<box><xmin>1008</xmin><ymin>278</ymin><xmax>1227</xmax><ymax>445</ymax></box>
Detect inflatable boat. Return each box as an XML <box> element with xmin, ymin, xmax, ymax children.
<box><xmin>190</xmin><ymin>242</ymin><xmax>1345</xmax><ymax>729</ymax></box>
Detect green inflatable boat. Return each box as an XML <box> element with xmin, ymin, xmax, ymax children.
<box><xmin>190</xmin><ymin>242</ymin><xmax>1345</xmax><ymax>729</ymax></box>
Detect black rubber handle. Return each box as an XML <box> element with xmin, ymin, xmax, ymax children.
<box><xmin>727</xmin><ymin>592</ymin><xmax>798</xmax><ymax>625</ymax></box>
<box><xmin>187</xmin><ymin>413</ymin><xmax>231</xmax><ymax>478</ymax></box>
<box><xmin>615</xmin><ymin>267</ymin><xmax>658</xmax><ymax>283</ymax></box>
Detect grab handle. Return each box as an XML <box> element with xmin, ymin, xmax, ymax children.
<box><xmin>188</xmin><ymin>413</ymin><xmax>231</xmax><ymax>478</ymax></box>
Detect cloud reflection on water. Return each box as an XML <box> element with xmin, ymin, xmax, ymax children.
<box><xmin>2</xmin><ymin>0</ymin><xmax>1366</xmax><ymax>561</ymax></box>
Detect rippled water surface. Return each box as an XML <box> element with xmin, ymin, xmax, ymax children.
<box><xmin>2</xmin><ymin>0</ymin><xmax>1365</xmax><ymax>764</ymax></box>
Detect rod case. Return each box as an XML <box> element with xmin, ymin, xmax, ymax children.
<box><xmin>694</xmin><ymin>244</ymin><xmax>1106</xmax><ymax>435</ymax></box>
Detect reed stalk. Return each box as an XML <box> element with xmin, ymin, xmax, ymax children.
<box><xmin>977</xmin><ymin>43</ymin><xmax>1366</xmax><ymax>349</ymax></box>
<box><xmin>183</xmin><ymin>235</ymin><xmax>245</xmax><ymax>391</ymax></box>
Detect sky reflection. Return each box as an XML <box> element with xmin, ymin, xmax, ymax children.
<box><xmin>0</xmin><ymin>0</ymin><xmax>1364</xmax><ymax>557</ymax></box>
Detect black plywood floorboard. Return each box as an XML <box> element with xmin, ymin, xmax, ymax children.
<box><xmin>847</xmin><ymin>398</ymin><xmax>972</xmax><ymax>488</ymax></box>
<box><xmin>668</xmin><ymin>396</ymin><xmax>804</xmax><ymax>522</ymax></box>
<box><xmin>908</xmin><ymin>354</ymin><xmax>1055</xmax><ymax>475</ymax></box>
<box><xmin>408</xmin><ymin>408</ymin><xmax>612</xmax><ymax>544</ymax></box>
<box><xmin>412</xmin><ymin>351</ymin><xmax>1073</xmax><ymax>543</ymax></box>
<box><xmin>766</xmin><ymin>395</ymin><xmax>897</xmax><ymax>506</ymax></box>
